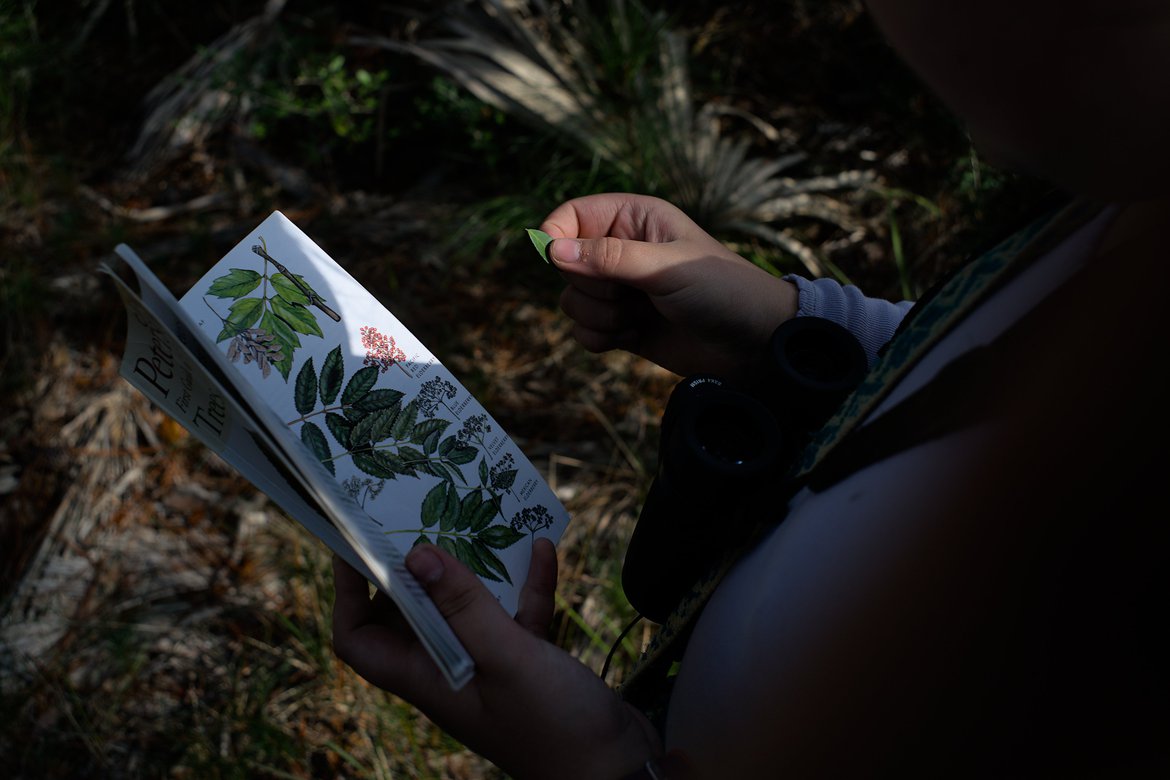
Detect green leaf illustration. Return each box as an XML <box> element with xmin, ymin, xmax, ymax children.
<box><xmin>437</xmin><ymin>483</ymin><xmax>461</xmax><ymax>531</ymax></box>
<box><xmin>319</xmin><ymin>346</ymin><xmax>344</xmax><ymax>404</ymax></box>
<box><xmin>325</xmin><ymin>412</ymin><xmax>351</xmax><ymax>447</ymax></box>
<box><xmin>351</xmin><ymin>449</ymin><xmax>399</xmax><ymax>480</ymax></box>
<box><xmin>351</xmin><ymin>404</ymin><xmax>402</xmax><ymax>446</ymax></box>
<box><xmin>270</xmin><ymin>272</ymin><xmax>310</xmax><ymax>306</ymax></box>
<box><xmin>422</xmin><ymin>428</ymin><xmax>442</xmax><ymax>455</ymax></box>
<box><xmin>439</xmin><ymin>435</ymin><xmax>457</xmax><ymax>456</ymax></box>
<box><xmin>261</xmin><ymin>310</ymin><xmax>298</xmax><ymax>379</ymax></box>
<box><xmin>479</xmin><ymin>458</ymin><xmax>490</xmax><ymax>485</ymax></box>
<box><xmin>294</xmin><ymin>357</ymin><xmax>317</xmax><ymax>415</ymax></box>
<box><xmin>479</xmin><ymin>524</ymin><xmax>524</xmax><ymax>550</ymax></box>
<box><xmin>469</xmin><ymin>497</ymin><xmax>499</xmax><ymax>532</ymax></box>
<box><xmin>457</xmin><ymin>490</ymin><xmax>483</xmax><ymax>532</ymax></box>
<box><xmin>526</xmin><ymin>228</ymin><xmax>554</xmax><ymax>264</ymax></box>
<box><xmin>471</xmin><ymin>539</ymin><xmax>511</xmax><ymax>584</ymax></box>
<box><xmin>389</xmin><ymin>399</ymin><xmax>419</xmax><ymax>441</ymax></box>
<box><xmin>342</xmin><ymin>365</ymin><xmax>379</xmax><ymax>405</ymax></box>
<box><xmin>436</xmin><ymin>535</ymin><xmax>459</xmax><ymax>558</ymax></box>
<box><xmin>271</xmin><ymin>295</ymin><xmax>324</xmax><ymax>338</ymax></box>
<box><xmin>207</xmin><ymin>268</ymin><xmax>262</xmax><ymax>298</ymax></box>
<box><xmin>300</xmin><ymin>421</ymin><xmax>333</xmax><ymax>475</ymax></box>
<box><xmin>421</xmin><ymin>482</ymin><xmax>448</xmax><ymax>528</ymax></box>
<box><xmin>457</xmin><ymin>537</ymin><xmax>503</xmax><ymax>583</ymax></box>
<box><xmin>221</xmin><ymin>297</ymin><xmax>264</xmax><ymax>338</ymax></box>
<box><xmin>447</xmin><ymin>444</ymin><xmax>478</xmax><ymax>466</ymax></box>
<box><xmin>352</xmin><ymin>388</ymin><xmax>405</xmax><ymax>413</ymax></box>
<box><xmin>413</xmin><ymin>534</ymin><xmax>429</xmax><ymax>548</ymax></box>
<box><xmin>410</xmin><ymin>418</ymin><xmax>451</xmax><ymax>446</ymax></box>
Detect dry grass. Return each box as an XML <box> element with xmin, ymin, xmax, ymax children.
<box><xmin>0</xmin><ymin>178</ymin><xmax>678</xmax><ymax>777</ymax></box>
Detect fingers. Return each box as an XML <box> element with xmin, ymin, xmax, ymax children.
<box><xmin>515</xmin><ymin>538</ymin><xmax>558</xmax><ymax>637</ymax></box>
<box><xmin>406</xmin><ymin>544</ymin><xmax>532</xmax><ymax>672</ymax></box>
<box><xmin>549</xmin><ymin>235</ymin><xmax>672</xmax><ymax>289</ymax></box>
<box><xmin>331</xmin><ymin>555</ymin><xmax>438</xmax><ymax>694</ymax></box>
<box><xmin>540</xmin><ymin>193</ymin><xmax>656</xmax><ymax>240</ymax></box>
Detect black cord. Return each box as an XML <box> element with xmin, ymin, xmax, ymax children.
<box><xmin>601</xmin><ymin>612</ymin><xmax>644</xmax><ymax>684</ymax></box>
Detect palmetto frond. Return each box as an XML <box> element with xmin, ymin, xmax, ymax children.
<box><xmin>353</xmin><ymin>0</ymin><xmax>872</xmax><ymax>276</ymax></box>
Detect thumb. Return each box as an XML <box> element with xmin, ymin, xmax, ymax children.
<box><xmin>549</xmin><ymin>235</ymin><xmax>671</xmax><ymax>286</ymax></box>
<box><xmin>406</xmin><ymin>544</ymin><xmax>526</xmax><ymax>670</ymax></box>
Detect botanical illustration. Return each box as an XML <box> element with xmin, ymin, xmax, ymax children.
<box><xmin>203</xmin><ymin>235</ymin><xmax>337</xmax><ymax>380</ymax></box>
<box><xmin>287</xmin><ymin>343</ymin><xmax>552</xmax><ymax>583</ymax></box>
<box><xmin>360</xmin><ymin>325</ymin><xmax>412</xmax><ymax>377</ymax></box>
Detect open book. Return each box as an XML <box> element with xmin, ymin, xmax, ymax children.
<box><xmin>102</xmin><ymin>211</ymin><xmax>570</xmax><ymax>690</ymax></box>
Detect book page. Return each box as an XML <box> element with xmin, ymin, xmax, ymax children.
<box><xmin>106</xmin><ymin>246</ymin><xmax>475</xmax><ymax>690</ymax></box>
<box><xmin>176</xmin><ymin>212</ymin><xmax>569</xmax><ymax>615</ymax></box>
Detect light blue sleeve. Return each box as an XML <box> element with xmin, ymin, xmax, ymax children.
<box><xmin>784</xmin><ymin>275</ymin><xmax>914</xmax><ymax>367</ymax></box>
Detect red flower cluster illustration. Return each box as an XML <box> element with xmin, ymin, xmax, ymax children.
<box><xmin>360</xmin><ymin>325</ymin><xmax>411</xmax><ymax>376</ymax></box>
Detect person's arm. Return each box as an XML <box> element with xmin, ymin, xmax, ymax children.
<box><xmin>541</xmin><ymin>193</ymin><xmax>910</xmax><ymax>376</ymax></box>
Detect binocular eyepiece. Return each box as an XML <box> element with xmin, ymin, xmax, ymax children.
<box><xmin>622</xmin><ymin>317</ymin><xmax>867</xmax><ymax>624</ymax></box>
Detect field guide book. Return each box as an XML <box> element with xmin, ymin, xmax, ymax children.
<box><xmin>102</xmin><ymin>211</ymin><xmax>570</xmax><ymax>689</ymax></box>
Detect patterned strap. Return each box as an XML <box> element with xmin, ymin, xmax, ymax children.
<box><xmin>618</xmin><ymin>199</ymin><xmax>1103</xmax><ymax>714</ymax></box>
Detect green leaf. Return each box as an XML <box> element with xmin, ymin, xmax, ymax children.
<box><xmin>389</xmin><ymin>399</ymin><xmax>418</xmax><ymax>441</ymax></box>
<box><xmin>439</xmin><ymin>435</ymin><xmax>457</xmax><ymax>456</ymax></box>
<box><xmin>457</xmin><ymin>537</ymin><xmax>502</xmax><ymax>582</ymax></box>
<box><xmin>447</xmin><ymin>444</ymin><xmax>478</xmax><ymax>466</ymax></box>
<box><xmin>469</xmin><ymin>497</ymin><xmax>499</xmax><ymax>532</ymax></box>
<box><xmin>436</xmin><ymin>535</ymin><xmax>458</xmax><ymax>558</ymax></box>
<box><xmin>226</xmin><ymin>297</ymin><xmax>264</xmax><ymax>333</ymax></box>
<box><xmin>384</xmin><ymin>450</ymin><xmax>417</xmax><ymax>477</ymax></box>
<box><xmin>421</xmin><ymin>482</ymin><xmax>447</xmax><ymax>528</ymax></box>
<box><xmin>478</xmin><ymin>524</ymin><xmax>524</xmax><ymax>550</ymax></box>
<box><xmin>352</xmin><ymin>388</ymin><xmax>405</xmax><ymax>413</ymax></box>
<box><xmin>438</xmin><ymin>483</ymin><xmax>461</xmax><ymax>531</ymax></box>
<box><xmin>526</xmin><ymin>228</ymin><xmax>554</xmax><ymax>264</ymax></box>
<box><xmin>422</xmin><ymin>428</ymin><xmax>442</xmax><ymax>456</ymax></box>
<box><xmin>261</xmin><ymin>310</ymin><xmax>298</xmax><ymax>379</ymax></box>
<box><xmin>325</xmin><ymin>412</ymin><xmax>351</xmax><ymax>447</ymax></box>
<box><xmin>294</xmin><ymin>357</ymin><xmax>317</xmax><ymax>415</ymax></box>
<box><xmin>319</xmin><ymin>346</ymin><xmax>344</xmax><ymax>404</ymax></box>
<box><xmin>457</xmin><ymin>490</ymin><xmax>483</xmax><ymax>532</ymax></box>
<box><xmin>352</xmin><ymin>449</ymin><xmax>398</xmax><ymax>479</ymax></box>
<box><xmin>350</xmin><ymin>405</ymin><xmax>399</xmax><ymax>446</ymax></box>
<box><xmin>300</xmin><ymin>421</ymin><xmax>334</xmax><ymax>476</ymax></box>
<box><xmin>479</xmin><ymin>458</ymin><xmax>490</xmax><ymax>485</ymax></box>
<box><xmin>270</xmin><ymin>272</ymin><xmax>310</xmax><ymax>306</ymax></box>
<box><xmin>472</xmin><ymin>540</ymin><xmax>511</xmax><ymax>584</ymax></box>
<box><xmin>397</xmin><ymin>446</ymin><xmax>427</xmax><ymax>474</ymax></box>
<box><xmin>272</xmin><ymin>295</ymin><xmax>323</xmax><ymax>338</ymax></box>
<box><xmin>410</xmin><ymin>418</ymin><xmax>451</xmax><ymax>446</ymax></box>
<box><xmin>341</xmin><ymin>365</ymin><xmax>379</xmax><ymax>405</ymax></box>
<box><xmin>207</xmin><ymin>268</ymin><xmax>262</xmax><ymax>298</ymax></box>
<box><xmin>343</xmin><ymin>406</ymin><xmax>366</xmax><ymax>422</ymax></box>
<box><xmin>412</xmin><ymin>534</ymin><xmax>430</xmax><ymax>548</ymax></box>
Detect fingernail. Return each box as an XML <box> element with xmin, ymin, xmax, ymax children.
<box><xmin>550</xmin><ymin>238</ymin><xmax>581</xmax><ymax>263</ymax></box>
<box><xmin>407</xmin><ymin>546</ymin><xmax>444</xmax><ymax>585</ymax></box>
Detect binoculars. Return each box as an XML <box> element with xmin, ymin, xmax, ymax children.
<box><xmin>622</xmin><ymin>317</ymin><xmax>868</xmax><ymax>624</ymax></box>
